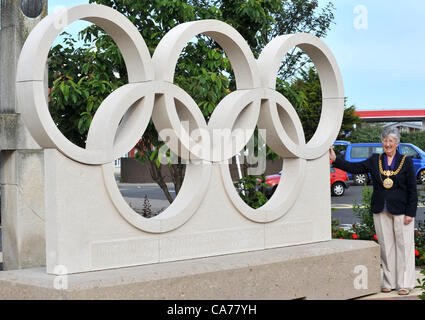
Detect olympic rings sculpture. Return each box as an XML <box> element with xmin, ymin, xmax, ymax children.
<box><xmin>16</xmin><ymin>4</ymin><xmax>344</xmax><ymax>233</ymax></box>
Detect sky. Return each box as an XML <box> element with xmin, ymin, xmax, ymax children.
<box><xmin>317</xmin><ymin>0</ymin><xmax>425</xmax><ymax>111</ymax></box>
<box><xmin>47</xmin><ymin>0</ymin><xmax>425</xmax><ymax>112</ymax></box>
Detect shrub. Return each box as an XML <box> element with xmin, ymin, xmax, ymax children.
<box><xmin>331</xmin><ymin>219</ymin><xmax>355</xmax><ymax>239</ymax></box>
<box><xmin>417</xmin><ymin>269</ymin><xmax>425</xmax><ymax>300</ymax></box>
<box><xmin>415</xmin><ymin>222</ymin><xmax>425</xmax><ymax>267</ymax></box>
<box><xmin>234</xmin><ymin>175</ymin><xmax>269</xmax><ymax>209</ymax></box>
<box><xmin>401</xmin><ymin>131</ymin><xmax>425</xmax><ymax>151</ymax></box>
<box><xmin>351</xmin><ymin>186</ymin><xmax>376</xmax><ymax>241</ymax></box>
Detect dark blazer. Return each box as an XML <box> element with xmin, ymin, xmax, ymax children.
<box><xmin>333</xmin><ymin>151</ymin><xmax>418</xmax><ymax>217</ymax></box>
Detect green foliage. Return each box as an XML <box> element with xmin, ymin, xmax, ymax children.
<box><xmin>331</xmin><ymin>219</ymin><xmax>354</xmax><ymax>239</ymax></box>
<box><xmin>416</xmin><ymin>184</ymin><xmax>425</xmax><ymax>267</ymax></box>
<box><xmin>141</xmin><ymin>194</ymin><xmax>154</xmax><ymax>218</ymax></box>
<box><xmin>332</xmin><ymin>186</ymin><xmax>377</xmax><ymax>242</ymax></box>
<box><xmin>279</xmin><ymin>68</ymin><xmax>322</xmax><ymax>142</ymax></box>
<box><xmin>49</xmin><ymin>0</ymin><xmax>336</xmax><ymax>145</ymax></box>
<box><xmin>351</xmin><ymin>186</ymin><xmax>376</xmax><ymax>240</ymax></box>
<box><xmin>401</xmin><ymin>131</ymin><xmax>425</xmax><ymax>151</ymax></box>
<box><xmin>233</xmin><ymin>175</ymin><xmax>268</xmax><ymax>209</ymax></box>
<box><xmin>340</xmin><ymin>105</ymin><xmax>360</xmax><ymax>138</ymax></box>
<box><xmin>346</xmin><ymin>124</ymin><xmax>425</xmax><ymax>152</ymax></box>
<box><xmin>417</xmin><ymin>269</ymin><xmax>425</xmax><ymax>300</ymax></box>
<box><xmin>277</xmin><ymin>67</ymin><xmax>361</xmax><ymax>142</ymax></box>
<box><xmin>48</xmin><ymin>32</ymin><xmax>126</xmax><ymax>147</ymax></box>
<box><xmin>415</xmin><ymin>222</ymin><xmax>425</xmax><ymax>266</ymax></box>
<box><xmin>220</xmin><ymin>0</ymin><xmax>336</xmax><ymax>81</ymax></box>
<box><xmin>48</xmin><ymin>0</ymin><xmax>337</xmax><ymax>205</ymax></box>
<box><xmin>345</xmin><ymin>123</ymin><xmax>384</xmax><ymax>144</ymax></box>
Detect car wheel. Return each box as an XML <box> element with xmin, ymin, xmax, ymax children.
<box><xmin>418</xmin><ymin>170</ymin><xmax>425</xmax><ymax>184</ymax></box>
<box><xmin>353</xmin><ymin>173</ymin><xmax>368</xmax><ymax>185</ymax></box>
<box><xmin>331</xmin><ymin>182</ymin><xmax>345</xmax><ymax>196</ymax></box>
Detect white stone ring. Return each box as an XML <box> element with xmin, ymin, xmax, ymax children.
<box><xmin>17</xmin><ymin>4</ymin><xmax>343</xmax><ymax>165</ymax></box>
<box><xmin>224</xmin><ymin>34</ymin><xmax>345</xmax><ymax>223</ymax></box>
<box><xmin>258</xmin><ymin>33</ymin><xmax>345</xmax><ymax>160</ymax></box>
<box><xmin>16</xmin><ymin>4</ymin><xmax>154</xmax><ymax>165</ymax></box>
<box><xmin>16</xmin><ymin>4</ymin><xmax>344</xmax><ymax>232</ymax></box>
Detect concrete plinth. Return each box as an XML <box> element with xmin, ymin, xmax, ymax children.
<box><xmin>0</xmin><ymin>0</ymin><xmax>47</xmax><ymax>271</ymax></box>
<box><xmin>0</xmin><ymin>240</ymin><xmax>380</xmax><ymax>300</ymax></box>
<box><xmin>0</xmin><ymin>149</ymin><xmax>45</xmax><ymax>270</ymax></box>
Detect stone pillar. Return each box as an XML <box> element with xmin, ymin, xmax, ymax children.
<box><xmin>0</xmin><ymin>0</ymin><xmax>47</xmax><ymax>270</ymax></box>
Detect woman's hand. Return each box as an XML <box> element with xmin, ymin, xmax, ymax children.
<box><xmin>404</xmin><ymin>216</ymin><xmax>413</xmax><ymax>225</ymax></box>
<box><xmin>329</xmin><ymin>147</ymin><xmax>336</xmax><ymax>163</ymax></box>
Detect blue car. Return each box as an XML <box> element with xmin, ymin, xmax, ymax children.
<box><xmin>333</xmin><ymin>141</ymin><xmax>425</xmax><ymax>185</ymax></box>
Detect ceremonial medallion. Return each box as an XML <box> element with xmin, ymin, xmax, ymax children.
<box><xmin>383</xmin><ymin>177</ymin><xmax>393</xmax><ymax>189</ymax></box>
<box><xmin>379</xmin><ymin>154</ymin><xmax>407</xmax><ymax>189</ymax></box>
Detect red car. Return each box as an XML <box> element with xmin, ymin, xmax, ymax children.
<box><xmin>262</xmin><ymin>166</ymin><xmax>351</xmax><ymax>197</ymax></box>
<box><xmin>329</xmin><ymin>165</ymin><xmax>351</xmax><ymax>196</ymax></box>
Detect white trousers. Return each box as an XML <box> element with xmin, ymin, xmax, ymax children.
<box><xmin>373</xmin><ymin>212</ymin><xmax>416</xmax><ymax>289</ymax></box>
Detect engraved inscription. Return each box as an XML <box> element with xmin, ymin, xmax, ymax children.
<box><xmin>160</xmin><ymin>227</ymin><xmax>264</xmax><ymax>261</ymax></box>
<box><xmin>265</xmin><ymin>221</ymin><xmax>314</xmax><ymax>248</ymax></box>
<box><xmin>91</xmin><ymin>238</ymin><xmax>159</xmax><ymax>268</ymax></box>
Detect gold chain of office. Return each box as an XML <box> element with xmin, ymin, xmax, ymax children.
<box><xmin>378</xmin><ymin>154</ymin><xmax>407</xmax><ymax>189</ymax></box>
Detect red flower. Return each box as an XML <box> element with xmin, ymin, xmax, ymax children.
<box><xmin>415</xmin><ymin>249</ymin><xmax>420</xmax><ymax>256</ymax></box>
<box><xmin>340</xmin><ymin>237</ymin><xmax>343</xmax><ymax>239</ymax></box>
<box><xmin>373</xmin><ymin>234</ymin><xmax>378</xmax><ymax>241</ymax></box>
<box><xmin>352</xmin><ymin>234</ymin><xmax>359</xmax><ymax>239</ymax></box>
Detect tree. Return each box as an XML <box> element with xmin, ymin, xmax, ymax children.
<box><xmin>48</xmin><ymin>33</ymin><xmax>127</xmax><ymax>147</ymax></box>
<box><xmin>401</xmin><ymin>131</ymin><xmax>425</xmax><ymax>151</ymax></box>
<box><xmin>278</xmin><ymin>67</ymin><xmax>361</xmax><ymax>142</ymax></box>
<box><xmin>345</xmin><ymin>124</ymin><xmax>425</xmax><ymax>151</ymax></box>
<box><xmin>345</xmin><ymin>124</ymin><xmax>384</xmax><ymax>143</ymax></box>
<box><xmin>48</xmin><ymin>0</ymin><xmax>337</xmax><ymax>203</ymax></box>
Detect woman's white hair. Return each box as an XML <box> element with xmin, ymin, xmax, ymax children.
<box><xmin>381</xmin><ymin>127</ymin><xmax>400</xmax><ymax>144</ymax></box>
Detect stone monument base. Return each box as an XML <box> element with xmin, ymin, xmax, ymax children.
<box><xmin>0</xmin><ymin>240</ymin><xmax>380</xmax><ymax>300</ymax></box>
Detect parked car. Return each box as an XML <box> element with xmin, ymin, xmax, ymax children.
<box><xmin>261</xmin><ymin>166</ymin><xmax>351</xmax><ymax>197</ymax></box>
<box><xmin>333</xmin><ymin>141</ymin><xmax>425</xmax><ymax>185</ymax></box>
<box><xmin>330</xmin><ymin>165</ymin><xmax>351</xmax><ymax>196</ymax></box>
<box><xmin>333</xmin><ymin>140</ymin><xmax>350</xmax><ymax>157</ymax></box>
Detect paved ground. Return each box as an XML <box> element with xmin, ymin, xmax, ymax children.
<box><xmin>119</xmin><ymin>183</ymin><xmax>425</xmax><ymax>226</ymax></box>
<box><xmin>118</xmin><ymin>183</ymin><xmax>175</xmax><ymax>217</ymax></box>
<box><xmin>357</xmin><ymin>267</ymin><xmax>424</xmax><ymax>300</ymax></box>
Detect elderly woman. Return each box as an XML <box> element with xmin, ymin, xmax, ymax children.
<box><xmin>329</xmin><ymin>127</ymin><xmax>417</xmax><ymax>295</ymax></box>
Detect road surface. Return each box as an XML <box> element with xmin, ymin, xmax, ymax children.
<box><xmin>119</xmin><ymin>184</ymin><xmax>425</xmax><ymax>228</ymax></box>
